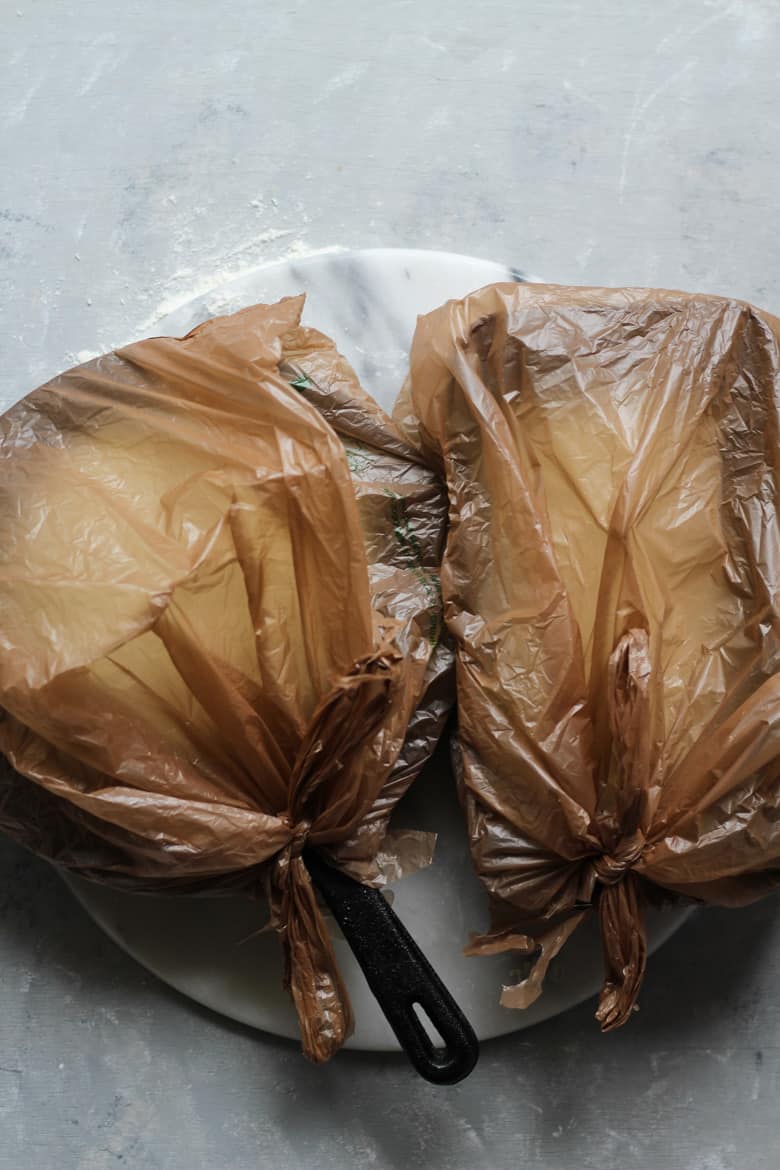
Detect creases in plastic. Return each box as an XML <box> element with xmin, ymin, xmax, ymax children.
<box><xmin>0</xmin><ymin>296</ymin><xmax>453</xmax><ymax>1061</ymax></box>
<box><xmin>399</xmin><ymin>282</ymin><xmax>780</xmax><ymax>1029</ymax></box>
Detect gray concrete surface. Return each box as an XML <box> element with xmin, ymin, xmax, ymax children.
<box><xmin>1</xmin><ymin>1</ymin><xmax>779</xmax><ymax>1167</ymax></box>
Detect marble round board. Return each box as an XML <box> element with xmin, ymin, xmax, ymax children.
<box><xmin>65</xmin><ymin>248</ymin><xmax>691</xmax><ymax>1051</ymax></box>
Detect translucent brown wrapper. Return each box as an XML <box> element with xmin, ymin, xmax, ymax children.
<box><xmin>395</xmin><ymin>282</ymin><xmax>780</xmax><ymax>1030</ymax></box>
<box><xmin>0</xmin><ymin>295</ymin><xmax>453</xmax><ymax>1061</ymax></box>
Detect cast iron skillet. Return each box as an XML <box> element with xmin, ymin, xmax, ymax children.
<box><xmin>304</xmin><ymin>849</ymin><xmax>479</xmax><ymax>1085</ymax></box>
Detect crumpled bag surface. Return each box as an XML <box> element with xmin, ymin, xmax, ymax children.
<box><xmin>396</xmin><ymin>282</ymin><xmax>780</xmax><ymax>1029</ymax></box>
<box><xmin>0</xmin><ymin>295</ymin><xmax>451</xmax><ymax>1060</ymax></box>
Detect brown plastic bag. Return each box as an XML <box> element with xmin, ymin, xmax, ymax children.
<box><xmin>0</xmin><ymin>296</ymin><xmax>451</xmax><ymax>1060</ymax></box>
<box><xmin>396</xmin><ymin>282</ymin><xmax>780</xmax><ymax>1029</ymax></box>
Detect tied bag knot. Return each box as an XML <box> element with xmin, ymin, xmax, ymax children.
<box><xmin>467</xmin><ymin>632</ymin><xmax>652</xmax><ymax>1027</ymax></box>
<box><xmin>592</xmin><ymin>830</ymin><xmax>646</xmax><ymax>888</ymax></box>
<box><xmin>592</xmin><ymin>828</ymin><xmax>647</xmax><ymax>1029</ymax></box>
<box><xmin>286</xmin><ymin>817</ymin><xmax>313</xmax><ymax>860</ymax></box>
<box><xmin>592</xmin><ymin>632</ymin><xmax>654</xmax><ymax>1030</ymax></box>
<box><xmin>267</xmin><ymin>649</ymin><xmax>401</xmax><ymax>1063</ymax></box>
<box><xmin>593</xmin><ymin>863</ymin><xmax>647</xmax><ymax>1031</ymax></box>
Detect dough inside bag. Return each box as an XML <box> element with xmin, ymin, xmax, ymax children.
<box><xmin>0</xmin><ymin>295</ymin><xmax>452</xmax><ymax>1060</ymax></box>
<box><xmin>397</xmin><ymin>282</ymin><xmax>780</xmax><ymax>1028</ymax></box>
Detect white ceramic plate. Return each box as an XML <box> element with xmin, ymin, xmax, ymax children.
<box><xmin>65</xmin><ymin>248</ymin><xmax>691</xmax><ymax>1050</ymax></box>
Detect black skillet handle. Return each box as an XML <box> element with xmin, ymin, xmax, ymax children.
<box><xmin>303</xmin><ymin>847</ymin><xmax>479</xmax><ymax>1085</ymax></box>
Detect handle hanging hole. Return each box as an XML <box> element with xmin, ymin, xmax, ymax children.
<box><xmin>411</xmin><ymin>1001</ymin><xmax>448</xmax><ymax>1053</ymax></box>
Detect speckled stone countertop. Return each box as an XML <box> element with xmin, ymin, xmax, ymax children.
<box><xmin>1</xmin><ymin>3</ymin><xmax>779</xmax><ymax>1167</ymax></box>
